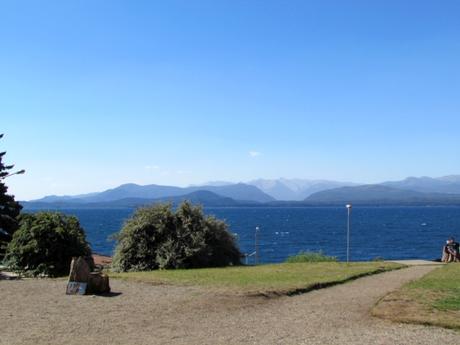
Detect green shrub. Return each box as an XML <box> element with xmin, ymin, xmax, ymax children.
<box><xmin>4</xmin><ymin>212</ymin><xmax>92</xmax><ymax>277</ymax></box>
<box><xmin>112</xmin><ymin>202</ymin><xmax>242</xmax><ymax>271</ymax></box>
<box><xmin>285</xmin><ymin>251</ymin><xmax>337</xmax><ymax>263</ymax></box>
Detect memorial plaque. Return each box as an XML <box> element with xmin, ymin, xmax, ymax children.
<box><xmin>66</xmin><ymin>282</ymin><xmax>87</xmax><ymax>295</ymax></box>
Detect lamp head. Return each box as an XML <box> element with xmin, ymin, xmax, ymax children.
<box><xmin>346</xmin><ymin>204</ymin><xmax>352</xmax><ymax>209</ymax></box>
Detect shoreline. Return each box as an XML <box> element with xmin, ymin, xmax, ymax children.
<box><xmin>92</xmin><ymin>253</ymin><xmax>112</xmax><ymax>267</ymax></box>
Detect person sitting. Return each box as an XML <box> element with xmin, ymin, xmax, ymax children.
<box><xmin>442</xmin><ymin>237</ymin><xmax>460</xmax><ymax>262</ymax></box>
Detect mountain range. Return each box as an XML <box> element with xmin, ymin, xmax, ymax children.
<box><xmin>26</xmin><ymin>183</ymin><xmax>273</xmax><ymax>206</ymax></box>
<box><xmin>249</xmin><ymin>178</ymin><xmax>357</xmax><ymax>200</ymax></box>
<box><xmin>22</xmin><ymin>175</ymin><xmax>460</xmax><ymax>208</ymax></box>
<box><xmin>304</xmin><ymin>184</ymin><xmax>460</xmax><ymax>205</ymax></box>
<box><xmin>381</xmin><ymin>175</ymin><xmax>460</xmax><ymax>194</ymax></box>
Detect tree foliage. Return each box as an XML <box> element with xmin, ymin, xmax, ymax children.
<box><xmin>4</xmin><ymin>212</ymin><xmax>92</xmax><ymax>277</ymax></box>
<box><xmin>0</xmin><ymin>134</ymin><xmax>23</xmax><ymax>258</ymax></box>
<box><xmin>112</xmin><ymin>202</ymin><xmax>242</xmax><ymax>271</ymax></box>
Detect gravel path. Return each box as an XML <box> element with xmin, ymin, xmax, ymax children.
<box><xmin>1</xmin><ymin>266</ymin><xmax>457</xmax><ymax>345</ymax></box>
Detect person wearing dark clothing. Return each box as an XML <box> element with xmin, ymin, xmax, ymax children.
<box><xmin>442</xmin><ymin>237</ymin><xmax>460</xmax><ymax>262</ymax></box>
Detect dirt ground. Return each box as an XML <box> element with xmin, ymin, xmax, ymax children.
<box><xmin>1</xmin><ymin>266</ymin><xmax>458</xmax><ymax>345</ymax></box>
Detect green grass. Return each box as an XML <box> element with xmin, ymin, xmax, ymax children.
<box><xmin>109</xmin><ymin>261</ymin><xmax>402</xmax><ymax>296</ymax></box>
<box><xmin>406</xmin><ymin>263</ymin><xmax>460</xmax><ymax>311</ymax></box>
<box><xmin>373</xmin><ymin>263</ymin><xmax>460</xmax><ymax>330</ymax></box>
<box><xmin>285</xmin><ymin>251</ymin><xmax>337</xmax><ymax>263</ymax></box>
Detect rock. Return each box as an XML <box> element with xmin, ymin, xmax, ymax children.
<box><xmin>68</xmin><ymin>257</ymin><xmax>91</xmax><ymax>283</ymax></box>
<box><xmin>88</xmin><ymin>272</ymin><xmax>111</xmax><ymax>294</ymax></box>
<box><xmin>68</xmin><ymin>256</ymin><xmax>110</xmax><ymax>295</ymax></box>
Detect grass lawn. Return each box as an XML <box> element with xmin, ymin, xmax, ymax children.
<box><xmin>109</xmin><ymin>261</ymin><xmax>403</xmax><ymax>296</ymax></box>
<box><xmin>373</xmin><ymin>263</ymin><xmax>460</xmax><ymax>330</ymax></box>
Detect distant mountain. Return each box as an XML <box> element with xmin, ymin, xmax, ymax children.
<box><xmin>305</xmin><ymin>184</ymin><xmax>460</xmax><ymax>205</ymax></box>
<box><xmin>249</xmin><ymin>178</ymin><xmax>358</xmax><ymax>200</ymax></box>
<box><xmin>37</xmin><ymin>195</ymin><xmax>80</xmax><ymax>203</ymax></box>
<box><xmin>151</xmin><ymin>190</ymin><xmax>244</xmax><ymax>206</ymax></box>
<box><xmin>187</xmin><ymin>183</ymin><xmax>274</xmax><ymax>203</ymax></box>
<box><xmin>25</xmin><ymin>183</ymin><xmax>460</xmax><ymax>209</ymax></box>
<box><xmin>28</xmin><ymin>175</ymin><xmax>460</xmax><ymax>207</ymax></box>
<box><xmin>190</xmin><ymin>181</ymin><xmax>234</xmax><ymax>187</ymax></box>
<box><xmin>382</xmin><ymin>176</ymin><xmax>460</xmax><ymax>194</ymax></box>
<box><xmin>71</xmin><ymin>183</ymin><xmax>185</xmax><ymax>203</ymax></box>
<box><xmin>37</xmin><ymin>192</ymin><xmax>99</xmax><ymax>203</ymax></box>
<box><xmin>31</xmin><ymin>182</ymin><xmax>274</xmax><ymax>204</ymax></box>
<box><xmin>438</xmin><ymin>175</ymin><xmax>460</xmax><ymax>183</ymax></box>
<box><xmin>23</xmin><ymin>191</ymin><xmax>244</xmax><ymax>209</ymax></box>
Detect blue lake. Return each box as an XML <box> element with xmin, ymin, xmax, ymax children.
<box><xmin>30</xmin><ymin>206</ymin><xmax>460</xmax><ymax>263</ymax></box>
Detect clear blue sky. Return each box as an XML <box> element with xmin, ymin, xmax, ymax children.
<box><xmin>2</xmin><ymin>0</ymin><xmax>460</xmax><ymax>200</ymax></box>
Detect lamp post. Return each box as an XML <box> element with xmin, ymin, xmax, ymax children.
<box><xmin>346</xmin><ymin>204</ymin><xmax>352</xmax><ymax>263</ymax></box>
<box><xmin>255</xmin><ymin>226</ymin><xmax>260</xmax><ymax>265</ymax></box>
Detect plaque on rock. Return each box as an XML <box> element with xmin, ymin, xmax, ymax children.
<box><xmin>66</xmin><ymin>282</ymin><xmax>87</xmax><ymax>295</ymax></box>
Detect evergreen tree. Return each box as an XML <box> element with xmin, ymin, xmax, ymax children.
<box><xmin>0</xmin><ymin>134</ymin><xmax>23</xmax><ymax>258</ymax></box>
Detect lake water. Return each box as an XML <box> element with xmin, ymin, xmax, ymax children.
<box><xmin>30</xmin><ymin>206</ymin><xmax>460</xmax><ymax>263</ymax></box>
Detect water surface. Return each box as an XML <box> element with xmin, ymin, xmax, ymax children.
<box><xmin>30</xmin><ymin>206</ymin><xmax>460</xmax><ymax>263</ymax></box>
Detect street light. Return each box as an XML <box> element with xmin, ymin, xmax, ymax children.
<box><xmin>255</xmin><ymin>226</ymin><xmax>260</xmax><ymax>265</ymax></box>
<box><xmin>346</xmin><ymin>204</ymin><xmax>352</xmax><ymax>263</ymax></box>
<box><xmin>1</xmin><ymin>169</ymin><xmax>25</xmax><ymax>180</ymax></box>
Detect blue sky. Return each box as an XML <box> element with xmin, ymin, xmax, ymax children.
<box><xmin>2</xmin><ymin>0</ymin><xmax>460</xmax><ymax>200</ymax></box>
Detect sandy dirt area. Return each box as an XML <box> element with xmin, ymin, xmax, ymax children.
<box><xmin>1</xmin><ymin>266</ymin><xmax>458</xmax><ymax>345</ymax></box>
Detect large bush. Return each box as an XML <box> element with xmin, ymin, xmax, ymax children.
<box><xmin>4</xmin><ymin>212</ymin><xmax>92</xmax><ymax>277</ymax></box>
<box><xmin>112</xmin><ymin>202</ymin><xmax>242</xmax><ymax>271</ymax></box>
